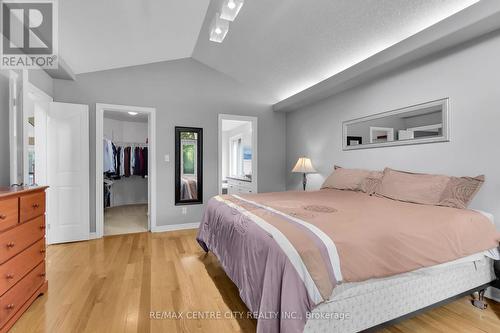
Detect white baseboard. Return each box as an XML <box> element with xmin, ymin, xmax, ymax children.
<box><xmin>152</xmin><ymin>222</ymin><xmax>200</xmax><ymax>233</ymax></box>
<box><xmin>89</xmin><ymin>232</ymin><xmax>99</xmax><ymax>240</ymax></box>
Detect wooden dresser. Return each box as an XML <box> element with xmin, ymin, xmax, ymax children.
<box><xmin>0</xmin><ymin>187</ymin><xmax>48</xmax><ymax>333</ymax></box>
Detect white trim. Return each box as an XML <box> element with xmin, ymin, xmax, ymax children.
<box><xmin>152</xmin><ymin>222</ymin><xmax>200</xmax><ymax>233</ymax></box>
<box><xmin>95</xmin><ymin>103</ymin><xmax>157</xmax><ymax>239</ymax></box>
<box><xmin>24</xmin><ymin>80</ymin><xmax>53</xmax><ymax>185</ymax></box>
<box><xmin>218</xmin><ymin>114</ymin><xmax>258</xmax><ymax>195</ymax></box>
<box><xmin>89</xmin><ymin>232</ymin><xmax>99</xmax><ymax>240</ymax></box>
<box><xmin>8</xmin><ymin>70</ymin><xmax>19</xmax><ymax>185</ymax></box>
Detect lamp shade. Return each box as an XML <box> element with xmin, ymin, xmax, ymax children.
<box><xmin>292</xmin><ymin>157</ymin><xmax>316</xmax><ymax>173</ymax></box>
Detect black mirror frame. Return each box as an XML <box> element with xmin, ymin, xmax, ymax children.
<box><xmin>175</xmin><ymin>126</ymin><xmax>203</xmax><ymax>205</ymax></box>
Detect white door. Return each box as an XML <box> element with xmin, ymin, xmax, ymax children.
<box><xmin>47</xmin><ymin>102</ymin><xmax>90</xmax><ymax>244</ymax></box>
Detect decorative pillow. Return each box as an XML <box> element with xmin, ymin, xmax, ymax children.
<box><xmin>376</xmin><ymin>168</ymin><xmax>451</xmax><ymax>205</ymax></box>
<box><xmin>360</xmin><ymin>176</ymin><xmax>383</xmax><ymax>195</ymax></box>
<box><xmin>321</xmin><ymin>166</ymin><xmax>372</xmax><ymax>191</ymax></box>
<box><xmin>438</xmin><ymin>175</ymin><xmax>485</xmax><ymax>209</ymax></box>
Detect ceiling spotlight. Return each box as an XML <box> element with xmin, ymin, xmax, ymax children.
<box><xmin>209</xmin><ymin>14</ymin><xmax>229</xmax><ymax>43</ymax></box>
<box><xmin>220</xmin><ymin>0</ymin><xmax>244</xmax><ymax>22</ymax></box>
<box><xmin>128</xmin><ymin>112</ymin><xmax>138</xmax><ymax>116</ymax></box>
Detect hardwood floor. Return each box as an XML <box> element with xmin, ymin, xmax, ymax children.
<box><xmin>104</xmin><ymin>204</ymin><xmax>148</xmax><ymax>236</ymax></box>
<box><xmin>10</xmin><ymin>230</ymin><xmax>500</xmax><ymax>333</ymax></box>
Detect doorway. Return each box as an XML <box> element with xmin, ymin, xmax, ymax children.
<box><xmin>95</xmin><ymin>104</ymin><xmax>156</xmax><ymax>238</ymax></box>
<box><xmin>218</xmin><ymin>114</ymin><xmax>258</xmax><ymax>195</ymax></box>
<box><xmin>21</xmin><ymin>80</ymin><xmax>52</xmax><ymax>187</ymax></box>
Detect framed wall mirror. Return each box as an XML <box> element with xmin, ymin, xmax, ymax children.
<box><xmin>343</xmin><ymin>98</ymin><xmax>449</xmax><ymax>150</ymax></box>
<box><xmin>175</xmin><ymin>127</ymin><xmax>203</xmax><ymax>205</ymax></box>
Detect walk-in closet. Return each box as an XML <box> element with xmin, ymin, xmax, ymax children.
<box><xmin>103</xmin><ymin>111</ymin><xmax>149</xmax><ymax>236</ymax></box>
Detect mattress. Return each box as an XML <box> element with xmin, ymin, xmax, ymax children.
<box><xmin>305</xmin><ymin>257</ymin><xmax>496</xmax><ymax>333</ymax></box>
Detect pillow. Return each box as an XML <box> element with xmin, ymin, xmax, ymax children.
<box><xmin>438</xmin><ymin>175</ymin><xmax>485</xmax><ymax>209</ymax></box>
<box><xmin>376</xmin><ymin>168</ymin><xmax>450</xmax><ymax>205</ymax></box>
<box><xmin>360</xmin><ymin>175</ymin><xmax>383</xmax><ymax>195</ymax></box>
<box><xmin>321</xmin><ymin>166</ymin><xmax>372</xmax><ymax>191</ymax></box>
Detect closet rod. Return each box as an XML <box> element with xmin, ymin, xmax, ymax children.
<box><xmin>113</xmin><ymin>141</ymin><xmax>148</xmax><ymax>146</ymax></box>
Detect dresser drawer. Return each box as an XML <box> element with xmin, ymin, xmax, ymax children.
<box><xmin>0</xmin><ymin>261</ymin><xmax>45</xmax><ymax>328</ymax></box>
<box><xmin>0</xmin><ymin>239</ymin><xmax>45</xmax><ymax>296</ymax></box>
<box><xmin>19</xmin><ymin>192</ymin><xmax>45</xmax><ymax>223</ymax></box>
<box><xmin>0</xmin><ymin>198</ymin><xmax>18</xmax><ymax>232</ymax></box>
<box><xmin>0</xmin><ymin>216</ymin><xmax>45</xmax><ymax>264</ymax></box>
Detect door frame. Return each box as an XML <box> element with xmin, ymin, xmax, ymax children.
<box><xmin>95</xmin><ymin>103</ymin><xmax>157</xmax><ymax>238</ymax></box>
<box><xmin>23</xmin><ymin>80</ymin><xmax>53</xmax><ymax>186</ymax></box>
<box><xmin>217</xmin><ymin>114</ymin><xmax>258</xmax><ymax>195</ymax></box>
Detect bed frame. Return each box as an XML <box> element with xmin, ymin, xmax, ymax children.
<box><xmin>303</xmin><ymin>257</ymin><xmax>499</xmax><ymax>333</ymax></box>
<box><xmin>362</xmin><ymin>282</ymin><xmax>494</xmax><ymax>332</ymax></box>
<box><xmin>366</xmin><ymin>261</ymin><xmax>500</xmax><ymax>332</ymax></box>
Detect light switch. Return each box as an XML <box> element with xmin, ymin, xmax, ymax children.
<box><xmin>164</xmin><ymin>154</ymin><xmax>170</xmax><ymax>162</ymax></box>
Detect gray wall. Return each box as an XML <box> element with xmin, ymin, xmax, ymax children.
<box><xmin>0</xmin><ymin>71</ymin><xmax>10</xmax><ymax>186</ymax></box>
<box><xmin>28</xmin><ymin>69</ymin><xmax>54</xmax><ymax>97</ymax></box>
<box><xmin>53</xmin><ymin>58</ymin><xmax>286</xmax><ymax>231</ymax></box>
<box><xmin>286</xmin><ymin>30</ymin><xmax>500</xmax><ymax>229</ymax></box>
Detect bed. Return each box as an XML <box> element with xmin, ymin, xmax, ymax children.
<box><xmin>196</xmin><ymin>188</ymin><xmax>500</xmax><ymax>333</ymax></box>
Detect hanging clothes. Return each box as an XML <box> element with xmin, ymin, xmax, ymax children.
<box><xmin>134</xmin><ymin>147</ymin><xmax>141</xmax><ymax>175</ymax></box>
<box><xmin>103</xmin><ymin>139</ymin><xmax>115</xmax><ymax>173</ymax></box>
<box><xmin>120</xmin><ymin>147</ymin><xmax>125</xmax><ymax>176</ymax></box>
<box><xmin>124</xmin><ymin>147</ymin><xmax>131</xmax><ymax>177</ymax></box>
<box><xmin>116</xmin><ymin>146</ymin><xmax>122</xmax><ymax>177</ymax></box>
<box><xmin>139</xmin><ymin>147</ymin><xmax>145</xmax><ymax>177</ymax></box>
<box><xmin>143</xmin><ymin>147</ymin><xmax>148</xmax><ymax>177</ymax></box>
<box><xmin>130</xmin><ymin>146</ymin><xmax>136</xmax><ymax>175</ymax></box>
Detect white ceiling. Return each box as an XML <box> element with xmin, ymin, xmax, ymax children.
<box><xmin>104</xmin><ymin>111</ymin><xmax>148</xmax><ymax>123</ymax></box>
<box><xmin>193</xmin><ymin>0</ymin><xmax>479</xmax><ymax>103</ymax></box>
<box><xmin>59</xmin><ymin>0</ymin><xmax>210</xmax><ymax>74</ymax></box>
<box><xmin>58</xmin><ymin>0</ymin><xmax>479</xmax><ymax>102</ymax></box>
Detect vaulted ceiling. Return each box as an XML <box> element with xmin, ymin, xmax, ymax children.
<box><xmin>59</xmin><ymin>0</ymin><xmax>210</xmax><ymax>74</ymax></box>
<box><xmin>192</xmin><ymin>0</ymin><xmax>479</xmax><ymax>103</ymax></box>
<box><xmin>59</xmin><ymin>0</ymin><xmax>479</xmax><ymax>102</ymax></box>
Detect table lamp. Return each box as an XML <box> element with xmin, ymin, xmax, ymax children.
<box><xmin>292</xmin><ymin>157</ymin><xmax>316</xmax><ymax>191</ymax></box>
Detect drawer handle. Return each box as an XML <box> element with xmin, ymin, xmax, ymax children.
<box><xmin>6</xmin><ymin>242</ymin><xmax>15</xmax><ymax>248</ymax></box>
<box><xmin>40</xmin><ymin>248</ymin><xmax>46</xmax><ymax>254</ymax></box>
<box><xmin>39</xmin><ymin>273</ymin><xmax>46</xmax><ymax>278</ymax></box>
<box><xmin>40</xmin><ymin>225</ymin><xmax>46</xmax><ymax>230</ymax></box>
<box><xmin>32</xmin><ymin>203</ymin><xmax>40</xmax><ymax>209</ymax></box>
<box><xmin>0</xmin><ymin>214</ymin><xmax>6</xmax><ymax>220</ymax></box>
<box><xmin>5</xmin><ymin>273</ymin><xmax>14</xmax><ymax>279</ymax></box>
<box><xmin>5</xmin><ymin>304</ymin><xmax>14</xmax><ymax>310</ymax></box>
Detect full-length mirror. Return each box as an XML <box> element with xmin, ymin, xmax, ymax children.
<box><xmin>343</xmin><ymin>98</ymin><xmax>449</xmax><ymax>150</ymax></box>
<box><xmin>175</xmin><ymin>127</ymin><xmax>203</xmax><ymax>205</ymax></box>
